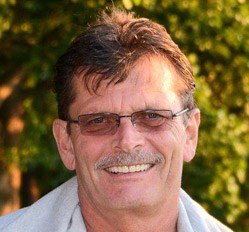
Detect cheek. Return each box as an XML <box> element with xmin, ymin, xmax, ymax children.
<box><xmin>72</xmin><ymin>135</ymin><xmax>112</xmax><ymax>167</ymax></box>
<box><xmin>145</xmin><ymin>126</ymin><xmax>187</xmax><ymax>165</ymax></box>
<box><xmin>146</xmin><ymin>131</ymin><xmax>177</xmax><ymax>155</ymax></box>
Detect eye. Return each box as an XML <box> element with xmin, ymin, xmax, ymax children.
<box><xmin>89</xmin><ymin>117</ymin><xmax>105</xmax><ymax>124</ymax></box>
<box><xmin>147</xmin><ymin>112</ymin><xmax>160</xmax><ymax>119</ymax></box>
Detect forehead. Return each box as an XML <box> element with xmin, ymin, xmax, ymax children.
<box><xmin>70</xmin><ymin>55</ymin><xmax>183</xmax><ymax>115</ymax></box>
<box><xmin>123</xmin><ymin>55</ymin><xmax>180</xmax><ymax>90</ymax></box>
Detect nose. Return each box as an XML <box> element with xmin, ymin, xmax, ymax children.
<box><xmin>112</xmin><ymin>117</ymin><xmax>145</xmax><ymax>153</ymax></box>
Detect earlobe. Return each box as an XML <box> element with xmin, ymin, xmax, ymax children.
<box><xmin>183</xmin><ymin>108</ymin><xmax>201</xmax><ymax>162</ymax></box>
<box><xmin>52</xmin><ymin>119</ymin><xmax>76</xmax><ymax>170</ymax></box>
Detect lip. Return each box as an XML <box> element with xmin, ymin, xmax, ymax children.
<box><xmin>95</xmin><ymin>153</ymin><xmax>164</xmax><ymax>171</ymax></box>
<box><xmin>102</xmin><ymin>163</ymin><xmax>156</xmax><ymax>179</ymax></box>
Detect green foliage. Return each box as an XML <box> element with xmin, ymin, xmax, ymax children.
<box><xmin>183</xmin><ymin>77</ymin><xmax>248</xmax><ymax>228</ymax></box>
<box><xmin>1</xmin><ymin>0</ymin><xmax>248</xmax><ymax>231</ymax></box>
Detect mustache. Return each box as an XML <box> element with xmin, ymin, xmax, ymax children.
<box><xmin>95</xmin><ymin>151</ymin><xmax>165</xmax><ymax>170</ymax></box>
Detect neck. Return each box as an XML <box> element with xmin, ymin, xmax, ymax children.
<box><xmin>79</xmin><ymin>193</ymin><xmax>179</xmax><ymax>232</ymax></box>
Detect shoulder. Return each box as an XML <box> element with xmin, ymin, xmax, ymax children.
<box><xmin>179</xmin><ymin>189</ymin><xmax>233</xmax><ymax>232</ymax></box>
<box><xmin>0</xmin><ymin>208</ymin><xmax>28</xmax><ymax>230</ymax></box>
<box><xmin>0</xmin><ymin>177</ymin><xmax>79</xmax><ymax>232</ymax></box>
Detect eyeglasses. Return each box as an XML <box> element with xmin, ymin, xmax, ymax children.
<box><xmin>68</xmin><ymin>108</ymin><xmax>189</xmax><ymax>136</ymax></box>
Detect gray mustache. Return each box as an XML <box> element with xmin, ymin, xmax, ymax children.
<box><xmin>95</xmin><ymin>151</ymin><xmax>164</xmax><ymax>169</ymax></box>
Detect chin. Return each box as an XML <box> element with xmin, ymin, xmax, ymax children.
<box><xmin>100</xmin><ymin>185</ymin><xmax>164</xmax><ymax>212</ymax></box>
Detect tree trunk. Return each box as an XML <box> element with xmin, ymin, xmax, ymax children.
<box><xmin>0</xmin><ymin>76</ymin><xmax>24</xmax><ymax>215</ymax></box>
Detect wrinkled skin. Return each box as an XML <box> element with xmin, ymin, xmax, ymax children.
<box><xmin>53</xmin><ymin>55</ymin><xmax>200</xmax><ymax>232</ymax></box>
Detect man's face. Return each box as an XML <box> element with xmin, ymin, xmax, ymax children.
<box><xmin>53</xmin><ymin>55</ymin><xmax>200</xmax><ymax>213</ymax></box>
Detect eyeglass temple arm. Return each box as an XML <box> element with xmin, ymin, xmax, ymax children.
<box><xmin>67</xmin><ymin>119</ymin><xmax>79</xmax><ymax>124</ymax></box>
<box><xmin>173</xmin><ymin>108</ymin><xmax>190</xmax><ymax>117</ymax></box>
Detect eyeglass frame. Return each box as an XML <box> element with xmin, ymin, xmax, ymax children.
<box><xmin>66</xmin><ymin>108</ymin><xmax>190</xmax><ymax>135</ymax></box>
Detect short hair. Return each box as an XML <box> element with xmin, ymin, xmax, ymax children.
<box><xmin>54</xmin><ymin>7</ymin><xmax>196</xmax><ymax>120</ymax></box>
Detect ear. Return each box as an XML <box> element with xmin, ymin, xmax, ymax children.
<box><xmin>183</xmin><ymin>108</ymin><xmax>200</xmax><ymax>162</ymax></box>
<box><xmin>53</xmin><ymin>119</ymin><xmax>76</xmax><ymax>170</ymax></box>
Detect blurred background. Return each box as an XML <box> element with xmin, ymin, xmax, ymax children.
<box><xmin>0</xmin><ymin>0</ymin><xmax>248</xmax><ymax>231</ymax></box>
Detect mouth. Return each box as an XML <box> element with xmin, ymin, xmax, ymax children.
<box><xmin>105</xmin><ymin>164</ymin><xmax>153</xmax><ymax>174</ymax></box>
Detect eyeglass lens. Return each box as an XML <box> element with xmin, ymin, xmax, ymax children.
<box><xmin>78</xmin><ymin>110</ymin><xmax>174</xmax><ymax>135</ymax></box>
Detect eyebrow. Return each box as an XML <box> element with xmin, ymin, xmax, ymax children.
<box><xmin>78</xmin><ymin>108</ymin><xmax>173</xmax><ymax>116</ymax></box>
